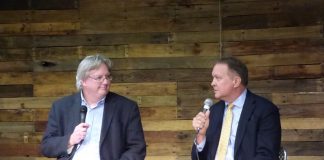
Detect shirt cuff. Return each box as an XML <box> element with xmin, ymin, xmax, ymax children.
<box><xmin>194</xmin><ymin>137</ymin><xmax>206</xmax><ymax>152</ymax></box>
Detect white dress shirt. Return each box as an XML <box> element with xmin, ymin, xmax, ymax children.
<box><xmin>196</xmin><ymin>89</ymin><xmax>247</xmax><ymax>160</ymax></box>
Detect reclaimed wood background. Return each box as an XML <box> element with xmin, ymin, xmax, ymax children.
<box><xmin>0</xmin><ymin>0</ymin><xmax>323</xmax><ymax>159</ymax></box>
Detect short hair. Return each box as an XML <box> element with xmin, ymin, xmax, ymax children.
<box><xmin>215</xmin><ymin>56</ymin><xmax>248</xmax><ymax>86</ymax></box>
<box><xmin>75</xmin><ymin>54</ymin><xmax>113</xmax><ymax>90</ymax></box>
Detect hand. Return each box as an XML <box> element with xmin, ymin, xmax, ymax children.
<box><xmin>192</xmin><ymin>111</ymin><xmax>210</xmax><ymax>143</ymax></box>
<box><xmin>68</xmin><ymin>123</ymin><xmax>90</xmax><ymax>147</ymax></box>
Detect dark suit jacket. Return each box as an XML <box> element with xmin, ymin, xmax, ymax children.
<box><xmin>192</xmin><ymin>90</ymin><xmax>281</xmax><ymax>160</ymax></box>
<box><xmin>41</xmin><ymin>92</ymin><xmax>146</xmax><ymax>160</ymax></box>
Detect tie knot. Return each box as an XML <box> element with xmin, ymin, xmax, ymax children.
<box><xmin>228</xmin><ymin>103</ymin><xmax>234</xmax><ymax>110</ymax></box>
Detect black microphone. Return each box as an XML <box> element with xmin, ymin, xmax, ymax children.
<box><xmin>197</xmin><ymin>98</ymin><xmax>213</xmax><ymax>132</ymax></box>
<box><xmin>69</xmin><ymin>105</ymin><xmax>88</xmax><ymax>159</ymax></box>
<box><xmin>80</xmin><ymin>105</ymin><xmax>87</xmax><ymax>123</ymax></box>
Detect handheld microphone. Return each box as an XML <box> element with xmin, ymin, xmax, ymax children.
<box><xmin>79</xmin><ymin>106</ymin><xmax>87</xmax><ymax>145</ymax></box>
<box><xmin>197</xmin><ymin>98</ymin><xmax>213</xmax><ymax>132</ymax></box>
<box><xmin>80</xmin><ymin>105</ymin><xmax>87</xmax><ymax>123</ymax></box>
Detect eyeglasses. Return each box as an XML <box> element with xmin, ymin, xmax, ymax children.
<box><xmin>88</xmin><ymin>74</ymin><xmax>113</xmax><ymax>82</ymax></box>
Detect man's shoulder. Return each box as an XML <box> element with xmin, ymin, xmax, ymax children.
<box><xmin>107</xmin><ymin>92</ymin><xmax>137</xmax><ymax>105</ymax></box>
<box><xmin>53</xmin><ymin>92</ymin><xmax>80</xmax><ymax>106</ymax></box>
<box><xmin>247</xmin><ymin>90</ymin><xmax>278</xmax><ymax>111</ymax></box>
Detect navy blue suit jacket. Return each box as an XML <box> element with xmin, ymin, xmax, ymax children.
<box><xmin>192</xmin><ymin>90</ymin><xmax>281</xmax><ymax>160</ymax></box>
<box><xmin>41</xmin><ymin>92</ymin><xmax>146</xmax><ymax>160</ymax></box>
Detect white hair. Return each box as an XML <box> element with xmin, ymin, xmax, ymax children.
<box><xmin>75</xmin><ymin>54</ymin><xmax>112</xmax><ymax>90</ymax></box>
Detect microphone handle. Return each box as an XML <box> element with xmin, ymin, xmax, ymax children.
<box><xmin>197</xmin><ymin>108</ymin><xmax>209</xmax><ymax>133</ymax></box>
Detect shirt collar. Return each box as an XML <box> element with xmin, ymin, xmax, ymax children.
<box><xmin>225</xmin><ymin>89</ymin><xmax>247</xmax><ymax>109</ymax></box>
<box><xmin>81</xmin><ymin>91</ymin><xmax>106</xmax><ymax>108</ymax></box>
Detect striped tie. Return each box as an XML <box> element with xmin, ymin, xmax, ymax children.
<box><xmin>215</xmin><ymin>103</ymin><xmax>234</xmax><ymax>160</ymax></box>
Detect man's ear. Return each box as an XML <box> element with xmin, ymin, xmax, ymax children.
<box><xmin>233</xmin><ymin>76</ymin><xmax>241</xmax><ymax>88</ymax></box>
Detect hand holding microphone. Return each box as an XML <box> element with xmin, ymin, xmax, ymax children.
<box><xmin>192</xmin><ymin>98</ymin><xmax>213</xmax><ymax>135</ymax></box>
<box><xmin>69</xmin><ymin>106</ymin><xmax>89</xmax><ymax>147</ymax></box>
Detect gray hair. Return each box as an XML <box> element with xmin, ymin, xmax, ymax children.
<box><xmin>75</xmin><ymin>54</ymin><xmax>113</xmax><ymax>90</ymax></box>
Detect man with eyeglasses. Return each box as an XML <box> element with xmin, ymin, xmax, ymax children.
<box><xmin>40</xmin><ymin>54</ymin><xmax>146</xmax><ymax>160</ymax></box>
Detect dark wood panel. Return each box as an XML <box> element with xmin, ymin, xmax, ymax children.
<box><xmin>0</xmin><ymin>143</ymin><xmax>41</xmax><ymax>156</ymax></box>
<box><xmin>32</xmin><ymin>32</ymin><xmax>169</xmax><ymax>47</ymax></box>
<box><xmin>0</xmin><ymin>0</ymin><xmax>29</xmax><ymax>10</ymax></box>
<box><xmin>0</xmin><ymin>49</ymin><xmax>32</xmax><ymax>61</ymax></box>
<box><xmin>31</xmin><ymin>0</ymin><xmax>78</xmax><ymax>10</ymax></box>
<box><xmin>0</xmin><ymin>85</ymin><xmax>33</xmax><ymax>98</ymax></box>
<box><xmin>223</xmin><ymin>39</ymin><xmax>324</xmax><ymax>56</ymax></box>
<box><xmin>279</xmin><ymin>104</ymin><xmax>324</xmax><ymax>118</ymax></box>
<box><xmin>0</xmin><ymin>109</ymin><xmax>35</xmax><ymax>122</ymax></box>
<box><xmin>283</xmin><ymin>129</ymin><xmax>324</xmax><ymax>142</ymax></box>
<box><xmin>282</xmin><ymin>141</ymin><xmax>324</xmax><ymax>156</ymax></box>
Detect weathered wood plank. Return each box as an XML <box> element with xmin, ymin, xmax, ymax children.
<box><xmin>272</xmin><ymin>92</ymin><xmax>324</xmax><ymax>105</ymax></box>
<box><xmin>171</xmin><ymin>17</ymin><xmax>219</xmax><ymax>32</ymax></box>
<box><xmin>0</xmin><ymin>72</ymin><xmax>33</xmax><ymax>85</ymax></box>
<box><xmin>0</xmin><ymin>49</ymin><xmax>32</xmax><ymax>61</ymax></box>
<box><xmin>279</xmin><ymin>103</ymin><xmax>324</xmax><ymax>118</ymax></box>
<box><xmin>175</xmin><ymin>4</ymin><xmax>219</xmax><ymax>18</ymax></box>
<box><xmin>0</xmin><ymin>11</ymin><xmax>30</xmax><ymax>23</ymax></box>
<box><xmin>171</xmin><ymin>31</ymin><xmax>220</xmax><ymax>43</ymax></box>
<box><xmin>127</xmin><ymin>43</ymin><xmax>218</xmax><ymax>57</ymax></box>
<box><xmin>146</xmin><ymin>142</ymin><xmax>192</xmax><ymax>156</ymax></box>
<box><xmin>222</xmin><ymin>1</ymin><xmax>280</xmax><ymax>17</ymax></box>
<box><xmin>0</xmin><ymin>85</ymin><xmax>33</xmax><ymax>98</ymax></box>
<box><xmin>30</xmin><ymin>10</ymin><xmax>79</xmax><ymax>22</ymax></box>
<box><xmin>0</xmin><ymin>109</ymin><xmax>35</xmax><ymax>122</ymax></box>
<box><xmin>31</xmin><ymin>0</ymin><xmax>77</xmax><ymax>10</ymax></box>
<box><xmin>0</xmin><ymin>122</ymin><xmax>34</xmax><ymax>132</ymax></box>
<box><xmin>145</xmin><ymin>131</ymin><xmax>195</xmax><ymax>143</ymax></box>
<box><xmin>223</xmin><ymin>39</ymin><xmax>324</xmax><ymax>56</ymax></box>
<box><xmin>282</xmin><ymin>118</ymin><xmax>324</xmax><ymax>129</ymax></box>
<box><xmin>142</xmin><ymin>120</ymin><xmax>192</xmax><ymax>131</ymax></box>
<box><xmin>126</xmin><ymin>6</ymin><xmax>174</xmax><ymax>20</ymax></box>
<box><xmin>32</xmin><ymin>32</ymin><xmax>169</xmax><ymax>47</ymax></box>
<box><xmin>0</xmin><ymin>97</ymin><xmax>57</xmax><ymax>109</ymax></box>
<box><xmin>113</xmin><ymin>56</ymin><xmax>217</xmax><ymax>70</ymax></box>
<box><xmin>0</xmin><ymin>22</ymin><xmax>79</xmax><ymax>35</ymax></box>
<box><xmin>282</xmin><ymin>141</ymin><xmax>324</xmax><ymax>156</ymax></box>
<box><xmin>223</xmin><ymin>25</ymin><xmax>323</xmax><ymax>41</ymax></box>
<box><xmin>0</xmin><ymin>143</ymin><xmax>41</xmax><ymax>156</ymax></box>
<box><xmin>249</xmin><ymin>78</ymin><xmax>324</xmax><ymax>93</ymax></box>
<box><xmin>282</xmin><ymin>129</ymin><xmax>324</xmax><ymax>142</ymax></box>
<box><xmin>146</xmin><ymin>156</ymin><xmax>189</xmax><ymax>160</ymax></box>
<box><xmin>0</xmin><ymin>36</ymin><xmax>33</xmax><ymax>48</ymax></box>
<box><xmin>0</xmin><ymin>61</ymin><xmax>32</xmax><ymax>72</ymax></box>
<box><xmin>223</xmin><ymin>0</ymin><xmax>324</xmax><ymax>29</ymax></box>
<box><xmin>274</xmin><ymin>64</ymin><xmax>322</xmax><ymax>79</ymax></box>
<box><xmin>0</xmin><ymin>132</ymin><xmax>42</xmax><ymax>144</ymax></box>
<box><xmin>238</xmin><ymin>52</ymin><xmax>324</xmax><ymax>67</ymax></box>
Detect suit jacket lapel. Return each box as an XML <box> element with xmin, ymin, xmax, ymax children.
<box><xmin>69</xmin><ymin>93</ymin><xmax>82</xmax><ymax>134</ymax></box>
<box><xmin>234</xmin><ymin>90</ymin><xmax>256</xmax><ymax>156</ymax></box>
<box><xmin>99</xmin><ymin>92</ymin><xmax>117</xmax><ymax>145</ymax></box>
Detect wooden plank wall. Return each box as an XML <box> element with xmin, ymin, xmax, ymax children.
<box><xmin>0</xmin><ymin>0</ymin><xmax>323</xmax><ymax>159</ymax></box>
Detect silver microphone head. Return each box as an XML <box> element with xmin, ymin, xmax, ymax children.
<box><xmin>203</xmin><ymin>98</ymin><xmax>213</xmax><ymax>110</ymax></box>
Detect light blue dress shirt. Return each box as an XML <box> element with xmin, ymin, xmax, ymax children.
<box><xmin>72</xmin><ymin>92</ymin><xmax>105</xmax><ymax>160</ymax></box>
<box><xmin>196</xmin><ymin>89</ymin><xmax>247</xmax><ymax>160</ymax></box>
